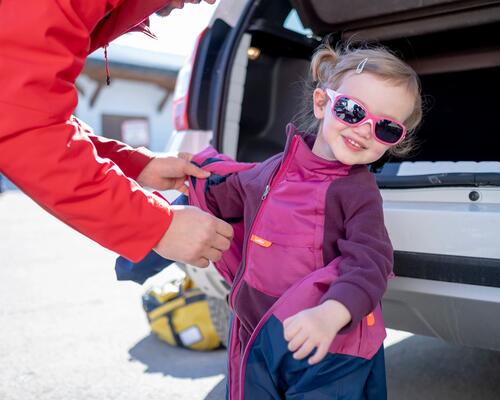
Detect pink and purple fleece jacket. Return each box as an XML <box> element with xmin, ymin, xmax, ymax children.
<box><xmin>189</xmin><ymin>124</ymin><xmax>393</xmax><ymax>399</ymax></box>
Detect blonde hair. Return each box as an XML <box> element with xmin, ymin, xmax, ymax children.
<box><xmin>295</xmin><ymin>42</ymin><xmax>423</xmax><ymax>158</ymax></box>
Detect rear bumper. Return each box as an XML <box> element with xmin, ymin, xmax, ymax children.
<box><xmin>394</xmin><ymin>251</ymin><xmax>500</xmax><ymax>288</ymax></box>
<box><xmin>383</xmin><ymin>276</ymin><xmax>500</xmax><ymax>351</ymax></box>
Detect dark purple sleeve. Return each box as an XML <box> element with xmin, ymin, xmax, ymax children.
<box><xmin>321</xmin><ymin>179</ymin><xmax>393</xmax><ymax>333</ymax></box>
<box><xmin>205</xmin><ymin>173</ymin><xmax>246</xmax><ymax>221</ymax></box>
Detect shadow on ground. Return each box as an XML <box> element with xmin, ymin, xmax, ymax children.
<box><xmin>386</xmin><ymin>335</ymin><xmax>500</xmax><ymax>400</ymax></box>
<box><xmin>204</xmin><ymin>378</ymin><xmax>227</xmax><ymax>400</ymax></box>
<box><xmin>129</xmin><ymin>332</ymin><xmax>500</xmax><ymax>400</ymax></box>
<box><xmin>128</xmin><ymin>334</ymin><xmax>227</xmax><ymax>379</ymax></box>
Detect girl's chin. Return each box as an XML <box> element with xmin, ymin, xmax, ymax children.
<box><xmin>332</xmin><ymin>150</ymin><xmax>361</xmax><ymax>165</ymax></box>
<box><xmin>334</xmin><ymin>146</ymin><xmax>382</xmax><ymax>166</ymax></box>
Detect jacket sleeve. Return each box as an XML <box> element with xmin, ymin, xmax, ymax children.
<box><xmin>321</xmin><ymin>181</ymin><xmax>393</xmax><ymax>333</ymax></box>
<box><xmin>205</xmin><ymin>174</ymin><xmax>246</xmax><ymax>221</ymax></box>
<box><xmin>89</xmin><ymin>134</ymin><xmax>154</xmax><ymax>181</ymax></box>
<box><xmin>72</xmin><ymin>117</ymin><xmax>155</xmax><ymax>181</ymax></box>
<box><xmin>0</xmin><ymin>0</ymin><xmax>171</xmax><ymax>262</ymax></box>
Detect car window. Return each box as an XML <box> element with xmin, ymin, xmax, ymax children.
<box><xmin>283</xmin><ymin>9</ymin><xmax>313</xmax><ymax>37</ymax></box>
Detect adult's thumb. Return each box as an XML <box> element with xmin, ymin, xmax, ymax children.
<box><xmin>186</xmin><ymin>162</ymin><xmax>211</xmax><ymax>178</ymax></box>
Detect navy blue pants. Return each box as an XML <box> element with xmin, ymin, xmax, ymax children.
<box><xmin>242</xmin><ymin>315</ymin><xmax>387</xmax><ymax>400</ymax></box>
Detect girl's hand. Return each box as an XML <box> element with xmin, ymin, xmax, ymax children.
<box><xmin>283</xmin><ymin>300</ymin><xmax>351</xmax><ymax>365</ymax></box>
<box><xmin>136</xmin><ymin>152</ymin><xmax>210</xmax><ymax>193</ymax></box>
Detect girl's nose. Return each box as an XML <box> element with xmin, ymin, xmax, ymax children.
<box><xmin>352</xmin><ymin>119</ymin><xmax>373</xmax><ymax>140</ymax></box>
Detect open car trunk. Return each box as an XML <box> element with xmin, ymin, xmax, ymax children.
<box><xmin>212</xmin><ymin>0</ymin><xmax>500</xmax><ymax>348</ymax></box>
<box><xmin>230</xmin><ymin>0</ymin><xmax>500</xmax><ymax>164</ymax></box>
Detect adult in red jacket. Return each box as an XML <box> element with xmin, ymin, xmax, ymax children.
<box><xmin>0</xmin><ymin>0</ymin><xmax>231</xmax><ymax>267</ymax></box>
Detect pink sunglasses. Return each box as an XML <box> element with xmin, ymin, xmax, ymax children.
<box><xmin>325</xmin><ymin>88</ymin><xmax>407</xmax><ymax>145</ymax></box>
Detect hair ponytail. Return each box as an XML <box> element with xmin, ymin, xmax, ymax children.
<box><xmin>310</xmin><ymin>45</ymin><xmax>338</xmax><ymax>86</ymax></box>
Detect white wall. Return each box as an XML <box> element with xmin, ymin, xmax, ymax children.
<box><xmin>75</xmin><ymin>74</ymin><xmax>174</xmax><ymax>153</ymax></box>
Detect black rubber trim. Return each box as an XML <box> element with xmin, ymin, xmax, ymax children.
<box><xmin>394</xmin><ymin>251</ymin><xmax>500</xmax><ymax>288</ymax></box>
<box><xmin>377</xmin><ymin>173</ymin><xmax>500</xmax><ymax>189</ymax></box>
<box><xmin>188</xmin><ymin>19</ymin><xmax>231</xmax><ymax>130</ymax></box>
<box><xmin>212</xmin><ymin>0</ymin><xmax>261</xmax><ymax>150</ymax></box>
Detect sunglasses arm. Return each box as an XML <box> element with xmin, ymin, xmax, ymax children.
<box><xmin>325</xmin><ymin>88</ymin><xmax>341</xmax><ymax>102</ymax></box>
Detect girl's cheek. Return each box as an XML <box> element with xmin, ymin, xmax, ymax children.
<box><xmin>371</xmin><ymin>143</ymin><xmax>390</xmax><ymax>161</ymax></box>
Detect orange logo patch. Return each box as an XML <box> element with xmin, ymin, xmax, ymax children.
<box><xmin>250</xmin><ymin>234</ymin><xmax>272</xmax><ymax>247</ymax></box>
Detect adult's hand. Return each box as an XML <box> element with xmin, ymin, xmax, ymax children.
<box><xmin>156</xmin><ymin>0</ymin><xmax>216</xmax><ymax>17</ymax></box>
<box><xmin>136</xmin><ymin>152</ymin><xmax>209</xmax><ymax>193</ymax></box>
<box><xmin>154</xmin><ymin>205</ymin><xmax>233</xmax><ymax>267</ymax></box>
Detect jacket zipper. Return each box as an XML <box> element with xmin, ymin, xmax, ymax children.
<box><xmin>228</xmin><ymin>135</ymin><xmax>300</xmax><ymax>310</ymax></box>
<box><xmin>228</xmin><ymin>135</ymin><xmax>299</xmax><ymax>400</ymax></box>
<box><xmin>261</xmin><ymin>184</ymin><xmax>270</xmax><ymax>200</ymax></box>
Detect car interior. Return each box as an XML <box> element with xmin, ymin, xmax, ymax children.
<box><xmin>229</xmin><ymin>0</ymin><xmax>500</xmax><ymax>186</ymax></box>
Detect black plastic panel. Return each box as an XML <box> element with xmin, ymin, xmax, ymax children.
<box><xmin>394</xmin><ymin>251</ymin><xmax>500</xmax><ymax>288</ymax></box>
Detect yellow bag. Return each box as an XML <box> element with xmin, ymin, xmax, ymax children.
<box><xmin>142</xmin><ymin>277</ymin><xmax>222</xmax><ymax>351</ymax></box>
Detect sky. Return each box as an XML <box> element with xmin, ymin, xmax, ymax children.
<box><xmin>113</xmin><ymin>2</ymin><xmax>216</xmax><ymax>58</ymax></box>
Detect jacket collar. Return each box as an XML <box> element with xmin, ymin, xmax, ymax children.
<box><xmin>283</xmin><ymin>123</ymin><xmax>354</xmax><ymax>177</ymax></box>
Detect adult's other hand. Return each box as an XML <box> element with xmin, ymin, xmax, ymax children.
<box><xmin>154</xmin><ymin>205</ymin><xmax>233</xmax><ymax>267</ymax></box>
<box><xmin>156</xmin><ymin>0</ymin><xmax>216</xmax><ymax>17</ymax></box>
<box><xmin>136</xmin><ymin>152</ymin><xmax>209</xmax><ymax>193</ymax></box>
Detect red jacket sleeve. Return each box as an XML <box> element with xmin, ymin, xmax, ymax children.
<box><xmin>89</xmin><ymin>134</ymin><xmax>154</xmax><ymax>181</ymax></box>
<box><xmin>72</xmin><ymin>117</ymin><xmax>155</xmax><ymax>181</ymax></box>
<box><xmin>0</xmin><ymin>0</ymin><xmax>172</xmax><ymax>262</ymax></box>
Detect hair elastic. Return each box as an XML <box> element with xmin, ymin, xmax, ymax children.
<box><xmin>356</xmin><ymin>58</ymin><xmax>369</xmax><ymax>74</ymax></box>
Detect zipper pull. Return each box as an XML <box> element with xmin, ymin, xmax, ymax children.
<box><xmin>262</xmin><ymin>185</ymin><xmax>270</xmax><ymax>200</ymax></box>
<box><xmin>104</xmin><ymin>44</ymin><xmax>111</xmax><ymax>85</ymax></box>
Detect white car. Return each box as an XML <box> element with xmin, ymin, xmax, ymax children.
<box><xmin>166</xmin><ymin>0</ymin><xmax>500</xmax><ymax>349</ymax></box>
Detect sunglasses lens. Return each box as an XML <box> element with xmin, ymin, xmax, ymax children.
<box><xmin>334</xmin><ymin>97</ymin><xmax>365</xmax><ymax>124</ymax></box>
<box><xmin>375</xmin><ymin>120</ymin><xmax>404</xmax><ymax>144</ymax></box>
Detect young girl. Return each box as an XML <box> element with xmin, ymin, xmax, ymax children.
<box><xmin>117</xmin><ymin>42</ymin><xmax>422</xmax><ymax>399</ymax></box>
<box><xmin>188</xmin><ymin>42</ymin><xmax>423</xmax><ymax>399</ymax></box>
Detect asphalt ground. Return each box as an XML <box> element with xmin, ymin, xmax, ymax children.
<box><xmin>1</xmin><ymin>191</ymin><xmax>499</xmax><ymax>400</ymax></box>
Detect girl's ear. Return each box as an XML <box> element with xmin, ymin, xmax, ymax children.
<box><xmin>313</xmin><ymin>88</ymin><xmax>327</xmax><ymax>119</ymax></box>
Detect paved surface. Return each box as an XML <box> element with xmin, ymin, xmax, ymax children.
<box><xmin>1</xmin><ymin>191</ymin><xmax>499</xmax><ymax>400</ymax></box>
<box><xmin>0</xmin><ymin>192</ymin><xmax>226</xmax><ymax>400</ymax></box>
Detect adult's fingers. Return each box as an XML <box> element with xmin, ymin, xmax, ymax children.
<box><xmin>211</xmin><ymin>233</ymin><xmax>231</xmax><ymax>252</ymax></box>
<box><xmin>204</xmin><ymin>248</ymin><xmax>223</xmax><ymax>263</ymax></box>
<box><xmin>215</xmin><ymin>218</ymin><xmax>234</xmax><ymax>240</ymax></box>
<box><xmin>178</xmin><ymin>183</ymin><xmax>189</xmax><ymax>195</ymax></box>
<box><xmin>191</xmin><ymin>257</ymin><xmax>210</xmax><ymax>268</ymax></box>
<box><xmin>184</xmin><ymin>161</ymin><xmax>211</xmax><ymax>179</ymax></box>
<box><xmin>177</xmin><ymin>152</ymin><xmax>193</xmax><ymax>161</ymax></box>
<box><xmin>154</xmin><ymin>206</ymin><xmax>231</xmax><ymax>266</ymax></box>
<box><xmin>177</xmin><ymin>152</ymin><xmax>210</xmax><ymax>178</ymax></box>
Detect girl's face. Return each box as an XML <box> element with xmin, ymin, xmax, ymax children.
<box><xmin>312</xmin><ymin>72</ymin><xmax>415</xmax><ymax>165</ymax></box>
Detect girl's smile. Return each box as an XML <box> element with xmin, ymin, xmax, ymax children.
<box><xmin>342</xmin><ymin>135</ymin><xmax>367</xmax><ymax>151</ymax></box>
